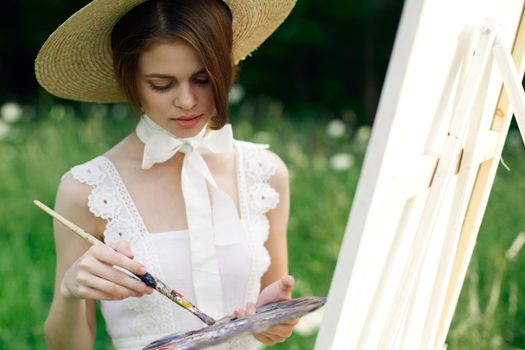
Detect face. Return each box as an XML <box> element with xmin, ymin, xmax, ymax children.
<box><xmin>136</xmin><ymin>40</ymin><xmax>215</xmax><ymax>138</ymax></box>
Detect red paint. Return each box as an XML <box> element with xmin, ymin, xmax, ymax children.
<box><xmin>171</xmin><ymin>290</ymin><xmax>184</xmax><ymax>299</ymax></box>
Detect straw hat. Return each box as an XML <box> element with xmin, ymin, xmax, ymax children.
<box><xmin>35</xmin><ymin>0</ymin><xmax>296</xmax><ymax>103</ymax></box>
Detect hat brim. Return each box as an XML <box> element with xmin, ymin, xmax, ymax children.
<box><xmin>35</xmin><ymin>0</ymin><xmax>296</xmax><ymax>103</ymax></box>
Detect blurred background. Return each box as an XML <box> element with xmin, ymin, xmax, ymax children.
<box><xmin>0</xmin><ymin>0</ymin><xmax>402</xmax><ymax>124</ymax></box>
<box><xmin>1</xmin><ymin>0</ymin><xmax>525</xmax><ymax>349</ymax></box>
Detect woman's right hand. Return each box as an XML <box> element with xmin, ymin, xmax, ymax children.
<box><xmin>60</xmin><ymin>241</ymin><xmax>154</xmax><ymax>301</ymax></box>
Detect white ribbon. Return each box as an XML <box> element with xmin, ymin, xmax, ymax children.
<box><xmin>136</xmin><ymin>115</ymin><xmax>243</xmax><ymax>320</ymax></box>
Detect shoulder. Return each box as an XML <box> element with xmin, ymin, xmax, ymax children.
<box><xmin>235</xmin><ymin>140</ymin><xmax>289</xmax><ymax>191</ymax></box>
<box><xmin>264</xmin><ymin>150</ymin><xmax>289</xmax><ymax>192</ymax></box>
<box><xmin>56</xmin><ymin>159</ymin><xmax>107</xmax><ymax>238</ymax></box>
<box><xmin>57</xmin><ymin>171</ymin><xmax>93</xmax><ymax>209</ymax></box>
<box><xmin>56</xmin><ymin>174</ymin><xmax>106</xmax><ymax>239</ymax></box>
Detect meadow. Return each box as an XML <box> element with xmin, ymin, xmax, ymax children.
<box><xmin>0</xmin><ymin>99</ymin><xmax>524</xmax><ymax>349</ymax></box>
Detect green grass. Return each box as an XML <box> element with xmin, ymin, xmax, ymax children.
<box><xmin>0</xmin><ymin>101</ymin><xmax>524</xmax><ymax>349</ymax></box>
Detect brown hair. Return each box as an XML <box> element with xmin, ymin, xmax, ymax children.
<box><xmin>110</xmin><ymin>0</ymin><xmax>235</xmax><ymax>129</ymax></box>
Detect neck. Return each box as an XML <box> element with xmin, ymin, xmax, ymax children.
<box><xmin>135</xmin><ymin>133</ymin><xmax>186</xmax><ymax>170</ymax></box>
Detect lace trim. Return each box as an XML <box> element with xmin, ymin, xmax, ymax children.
<box><xmin>105</xmin><ymin>217</ymin><xmax>138</xmax><ymax>247</ymax></box>
<box><xmin>70</xmin><ymin>161</ymin><xmax>105</xmax><ymax>185</ymax></box>
<box><xmin>235</xmin><ymin>141</ymin><xmax>279</xmax><ymax>305</ymax></box>
<box><xmin>236</xmin><ymin>141</ymin><xmax>279</xmax><ymax>216</ymax></box>
<box><xmin>87</xmin><ymin>185</ymin><xmax>121</xmax><ymax>220</ymax></box>
<box><xmin>245</xmin><ymin>149</ymin><xmax>277</xmax><ymax>182</ymax></box>
<box><xmin>247</xmin><ymin>182</ymin><xmax>279</xmax><ymax>215</ymax></box>
<box><xmin>235</xmin><ymin>142</ymin><xmax>251</xmax><ymax>222</ymax></box>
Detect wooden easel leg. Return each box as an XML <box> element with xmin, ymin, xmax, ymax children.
<box><xmin>493</xmin><ymin>34</ymin><xmax>525</xmax><ymax>145</ymax></box>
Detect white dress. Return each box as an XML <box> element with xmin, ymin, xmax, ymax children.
<box><xmin>68</xmin><ymin>140</ymin><xmax>280</xmax><ymax>350</ymax></box>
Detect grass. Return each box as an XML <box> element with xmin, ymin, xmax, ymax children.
<box><xmin>0</xmin><ymin>100</ymin><xmax>524</xmax><ymax>349</ymax></box>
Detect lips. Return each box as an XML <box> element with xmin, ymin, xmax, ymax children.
<box><xmin>171</xmin><ymin>114</ymin><xmax>203</xmax><ymax>128</ymax></box>
<box><xmin>174</xmin><ymin>114</ymin><xmax>202</xmax><ymax>121</ymax></box>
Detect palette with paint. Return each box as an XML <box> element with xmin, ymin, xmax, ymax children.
<box><xmin>143</xmin><ymin>296</ymin><xmax>326</xmax><ymax>350</ymax></box>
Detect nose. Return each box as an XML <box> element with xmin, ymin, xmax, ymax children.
<box><xmin>174</xmin><ymin>84</ymin><xmax>197</xmax><ymax>110</ymax></box>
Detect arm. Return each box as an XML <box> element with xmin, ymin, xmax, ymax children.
<box><xmin>261</xmin><ymin>151</ymin><xmax>290</xmax><ymax>290</ymax></box>
<box><xmin>235</xmin><ymin>151</ymin><xmax>298</xmax><ymax>345</ymax></box>
<box><xmin>44</xmin><ymin>174</ymin><xmax>152</xmax><ymax>350</ymax></box>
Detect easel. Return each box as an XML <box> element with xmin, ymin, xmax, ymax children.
<box><xmin>425</xmin><ymin>22</ymin><xmax>525</xmax><ymax>349</ymax></box>
<box><xmin>315</xmin><ymin>10</ymin><xmax>525</xmax><ymax>350</ymax></box>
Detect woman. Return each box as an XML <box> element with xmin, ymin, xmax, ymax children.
<box><xmin>36</xmin><ymin>0</ymin><xmax>297</xmax><ymax>349</ymax></box>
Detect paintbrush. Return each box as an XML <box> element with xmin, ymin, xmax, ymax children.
<box><xmin>33</xmin><ymin>200</ymin><xmax>216</xmax><ymax>326</ymax></box>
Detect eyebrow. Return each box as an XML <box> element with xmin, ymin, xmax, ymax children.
<box><xmin>144</xmin><ymin>68</ymin><xmax>207</xmax><ymax>79</ymax></box>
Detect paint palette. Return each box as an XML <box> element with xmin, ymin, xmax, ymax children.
<box><xmin>143</xmin><ymin>296</ymin><xmax>326</xmax><ymax>350</ymax></box>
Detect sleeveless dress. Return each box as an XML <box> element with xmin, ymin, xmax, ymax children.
<box><xmin>68</xmin><ymin>140</ymin><xmax>280</xmax><ymax>350</ymax></box>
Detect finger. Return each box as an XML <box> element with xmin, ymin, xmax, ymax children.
<box><xmin>259</xmin><ymin>324</ymin><xmax>294</xmax><ymax>338</ymax></box>
<box><xmin>73</xmin><ymin>285</ymin><xmax>114</xmax><ymax>300</ymax></box>
<box><xmin>246</xmin><ymin>302</ymin><xmax>256</xmax><ymax>316</ymax></box>
<box><xmin>113</xmin><ymin>241</ymin><xmax>134</xmax><ymax>259</ymax></box>
<box><xmin>87</xmin><ymin>261</ymin><xmax>151</xmax><ymax>295</ymax></box>
<box><xmin>90</xmin><ymin>245</ymin><xmax>147</xmax><ymax>276</ymax></box>
<box><xmin>257</xmin><ymin>333</ymin><xmax>286</xmax><ymax>344</ymax></box>
<box><xmin>274</xmin><ymin>317</ymin><xmax>299</xmax><ymax>327</ymax></box>
<box><xmin>78</xmin><ymin>252</ymin><xmax>151</xmax><ymax>294</ymax></box>
<box><xmin>78</xmin><ymin>275</ymin><xmax>142</xmax><ymax>300</ymax></box>
<box><xmin>234</xmin><ymin>308</ymin><xmax>246</xmax><ymax>318</ymax></box>
<box><xmin>282</xmin><ymin>275</ymin><xmax>295</xmax><ymax>289</ymax></box>
<box><xmin>256</xmin><ymin>331</ymin><xmax>287</xmax><ymax>344</ymax></box>
<box><xmin>254</xmin><ymin>332</ymin><xmax>276</xmax><ymax>345</ymax></box>
<box><xmin>280</xmin><ymin>275</ymin><xmax>295</xmax><ymax>297</ymax></box>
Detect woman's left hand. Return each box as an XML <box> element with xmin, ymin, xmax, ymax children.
<box><xmin>234</xmin><ymin>275</ymin><xmax>299</xmax><ymax>345</ymax></box>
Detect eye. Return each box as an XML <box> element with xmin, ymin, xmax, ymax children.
<box><xmin>193</xmin><ymin>77</ymin><xmax>210</xmax><ymax>86</ymax></box>
<box><xmin>148</xmin><ymin>83</ymin><xmax>172</xmax><ymax>92</ymax></box>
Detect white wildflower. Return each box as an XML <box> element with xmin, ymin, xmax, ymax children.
<box><xmin>1</xmin><ymin>102</ymin><xmax>22</xmax><ymax>123</ymax></box>
<box><xmin>294</xmin><ymin>306</ymin><xmax>325</xmax><ymax>336</ymax></box>
<box><xmin>228</xmin><ymin>84</ymin><xmax>245</xmax><ymax>104</ymax></box>
<box><xmin>329</xmin><ymin>153</ymin><xmax>354</xmax><ymax>171</ymax></box>
<box><xmin>326</xmin><ymin>119</ymin><xmax>346</xmax><ymax>138</ymax></box>
<box><xmin>0</xmin><ymin>120</ymin><xmax>10</xmax><ymax>140</ymax></box>
<box><xmin>355</xmin><ymin>125</ymin><xmax>371</xmax><ymax>144</ymax></box>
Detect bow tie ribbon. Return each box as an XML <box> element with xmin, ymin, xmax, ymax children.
<box><xmin>136</xmin><ymin>115</ymin><xmax>243</xmax><ymax>320</ymax></box>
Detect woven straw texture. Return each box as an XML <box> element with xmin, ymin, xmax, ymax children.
<box><xmin>35</xmin><ymin>0</ymin><xmax>296</xmax><ymax>102</ymax></box>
